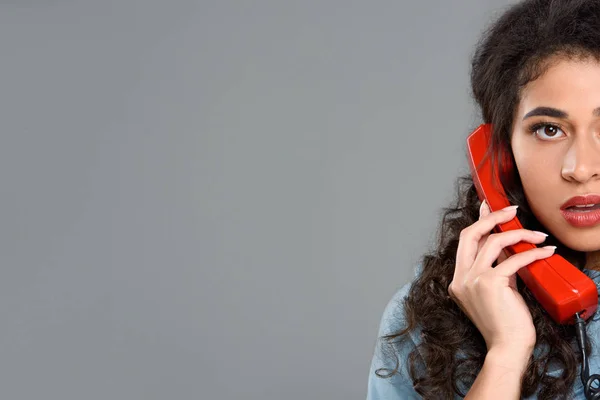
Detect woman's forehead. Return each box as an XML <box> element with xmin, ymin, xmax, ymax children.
<box><xmin>517</xmin><ymin>59</ymin><xmax>600</xmax><ymax>119</ymax></box>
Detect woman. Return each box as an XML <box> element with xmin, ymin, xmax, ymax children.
<box><xmin>367</xmin><ymin>1</ymin><xmax>600</xmax><ymax>399</ymax></box>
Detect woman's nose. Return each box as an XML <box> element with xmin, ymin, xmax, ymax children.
<box><xmin>561</xmin><ymin>136</ymin><xmax>600</xmax><ymax>183</ymax></box>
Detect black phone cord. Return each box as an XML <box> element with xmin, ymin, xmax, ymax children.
<box><xmin>575</xmin><ymin>312</ymin><xmax>600</xmax><ymax>399</ymax></box>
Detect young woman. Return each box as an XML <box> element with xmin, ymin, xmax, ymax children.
<box><xmin>367</xmin><ymin>1</ymin><xmax>600</xmax><ymax>399</ymax></box>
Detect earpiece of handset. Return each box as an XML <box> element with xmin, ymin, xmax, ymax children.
<box><xmin>467</xmin><ymin>124</ymin><xmax>598</xmax><ymax>324</ymax></box>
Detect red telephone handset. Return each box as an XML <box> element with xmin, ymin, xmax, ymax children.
<box><xmin>467</xmin><ymin>124</ymin><xmax>598</xmax><ymax>324</ymax></box>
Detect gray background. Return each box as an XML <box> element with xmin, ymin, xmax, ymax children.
<box><xmin>0</xmin><ymin>1</ymin><xmax>516</xmax><ymax>399</ymax></box>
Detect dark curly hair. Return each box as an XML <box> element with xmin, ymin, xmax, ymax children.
<box><xmin>376</xmin><ymin>0</ymin><xmax>600</xmax><ymax>398</ymax></box>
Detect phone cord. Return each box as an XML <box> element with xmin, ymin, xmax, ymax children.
<box><xmin>575</xmin><ymin>312</ymin><xmax>600</xmax><ymax>399</ymax></box>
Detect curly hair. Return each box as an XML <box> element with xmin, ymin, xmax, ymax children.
<box><xmin>376</xmin><ymin>1</ymin><xmax>600</xmax><ymax>398</ymax></box>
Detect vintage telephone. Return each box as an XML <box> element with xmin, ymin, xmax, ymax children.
<box><xmin>467</xmin><ymin>124</ymin><xmax>600</xmax><ymax>397</ymax></box>
<box><xmin>467</xmin><ymin>123</ymin><xmax>598</xmax><ymax>324</ymax></box>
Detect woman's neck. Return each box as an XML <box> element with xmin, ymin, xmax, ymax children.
<box><xmin>585</xmin><ymin>250</ymin><xmax>600</xmax><ymax>271</ymax></box>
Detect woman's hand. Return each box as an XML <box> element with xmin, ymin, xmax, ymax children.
<box><xmin>448</xmin><ymin>201</ymin><xmax>555</xmax><ymax>355</ymax></box>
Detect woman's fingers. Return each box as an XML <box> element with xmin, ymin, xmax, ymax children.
<box><xmin>497</xmin><ymin>249</ymin><xmax>508</xmax><ymax>265</ymax></box>
<box><xmin>488</xmin><ymin>245</ymin><xmax>557</xmax><ymax>278</ymax></box>
<box><xmin>476</xmin><ymin>200</ymin><xmax>491</xmax><ymax>254</ymax></box>
<box><xmin>469</xmin><ymin>229</ymin><xmax>548</xmax><ymax>276</ymax></box>
<box><xmin>454</xmin><ymin>204</ymin><xmax>519</xmax><ymax>276</ymax></box>
<box><xmin>480</xmin><ymin>200</ymin><xmax>490</xmax><ymax>217</ymax></box>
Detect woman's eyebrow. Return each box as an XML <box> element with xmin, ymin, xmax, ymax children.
<box><xmin>523</xmin><ymin>106</ymin><xmax>600</xmax><ymax>120</ymax></box>
<box><xmin>523</xmin><ymin>107</ymin><xmax>568</xmax><ymax>120</ymax></box>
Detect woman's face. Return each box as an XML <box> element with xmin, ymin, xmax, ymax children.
<box><xmin>511</xmin><ymin>57</ymin><xmax>600</xmax><ymax>253</ymax></box>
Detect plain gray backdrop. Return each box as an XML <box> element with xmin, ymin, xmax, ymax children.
<box><xmin>1</xmin><ymin>1</ymin><xmax>518</xmax><ymax>399</ymax></box>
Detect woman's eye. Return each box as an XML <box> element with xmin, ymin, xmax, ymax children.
<box><xmin>532</xmin><ymin>124</ymin><xmax>565</xmax><ymax>140</ymax></box>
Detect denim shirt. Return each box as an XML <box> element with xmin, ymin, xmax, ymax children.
<box><xmin>366</xmin><ymin>266</ymin><xmax>600</xmax><ymax>399</ymax></box>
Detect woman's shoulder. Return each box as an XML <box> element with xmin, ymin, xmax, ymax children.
<box><xmin>376</xmin><ymin>263</ymin><xmax>422</xmax><ymax>337</ymax></box>
<box><xmin>377</xmin><ymin>281</ymin><xmax>413</xmax><ymax>336</ymax></box>
<box><xmin>366</xmin><ymin>264</ymin><xmax>424</xmax><ymax>400</ymax></box>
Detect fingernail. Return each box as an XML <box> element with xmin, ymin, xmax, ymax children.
<box><xmin>479</xmin><ymin>200</ymin><xmax>487</xmax><ymax>216</ymax></box>
<box><xmin>533</xmin><ymin>231</ymin><xmax>548</xmax><ymax>237</ymax></box>
<box><xmin>542</xmin><ymin>245</ymin><xmax>557</xmax><ymax>251</ymax></box>
<box><xmin>502</xmin><ymin>205</ymin><xmax>519</xmax><ymax>211</ymax></box>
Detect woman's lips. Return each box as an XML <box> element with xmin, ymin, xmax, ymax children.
<box><xmin>560</xmin><ymin>194</ymin><xmax>600</xmax><ymax>227</ymax></box>
<box><xmin>561</xmin><ymin>194</ymin><xmax>600</xmax><ymax>209</ymax></box>
<box><xmin>561</xmin><ymin>207</ymin><xmax>600</xmax><ymax>227</ymax></box>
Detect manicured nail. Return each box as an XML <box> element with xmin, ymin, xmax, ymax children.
<box><xmin>542</xmin><ymin>245</ymin><xmax>557</xmax><ymax>251</ymax></box>
<box><xmin>533</xmin><ymin>231</ymin><xmax>548</xmax><ymax>237</ymax></box>
<box><xmin>503</xmin><ymin>205</ymin><xmax>519</xmax><ymax>211</ymax></box>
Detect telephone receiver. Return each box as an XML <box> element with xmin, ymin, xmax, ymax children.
<box><xmin>467</xmin><ymin>124</ymin><xmax>598</xmax><ymax>324</ymax></box>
